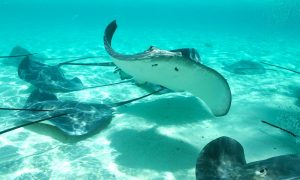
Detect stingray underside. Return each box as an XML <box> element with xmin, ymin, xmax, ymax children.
<box><xmin>103</xmin><ymin>20</ymin><xmax>231</xmax><ymax>116</ymax></box>
<box><xmin>19</xmin><ymin>89</ymin><xmax>114</xmax><ymax>136</ymax></box>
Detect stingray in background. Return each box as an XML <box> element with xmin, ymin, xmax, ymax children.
<box><xmin>103</xmin><ymin>20</ymin><xmax>231</xmax><ymax>117</ymax></box>
<box><xmin>18</xmin><ymin>56</ymin><xmax>131</xmax><ymax>92</ymax></box>
<box><xmin>222</xmin><ymin>60</ymin><xmax>270</xmax><ymax>75</ymax></box>
<box><xmin>18</xmin><ymin>56</ymin><xmax>85</xmax><ymax>92</ymax></box>
<box><xmin>196</xmin><ymin>136</ymin><xmax>300</xmax><ymax>180</ymax></box>
<box><xmin>1</xmin><ymin>88</ymin><xmax>161</xmax><ymax>136</ymax></box>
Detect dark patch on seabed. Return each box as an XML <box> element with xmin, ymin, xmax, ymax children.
<box><xmin>108</xmin><ymin>128</ymin><xmax>199</xmax><ymax>171</ymax></box>
<box><xmin>117</xmin><ymin>95</ymin><xmax>213</xmax><ymax>125</ymax></box>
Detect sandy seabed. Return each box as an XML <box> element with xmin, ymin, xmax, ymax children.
<box><xmin>0</xmin><ymin>26</ymin><xmax>299</xmax><ymax>179</ymax></box>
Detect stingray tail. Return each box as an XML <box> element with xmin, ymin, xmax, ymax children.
<box><xmin>113</xmin><ymin>88</ymin><xmax>164</xmax><ymax>107</ymax></box>
<box><xmin>104</xmin><ymin>20</ymin><xmax>117</xmax><ymax>49</ymax></box>
<box><xmin>81</xmin><ymin>79</ymin><xmax>133</xmax><ymax>91</ymax></box>
<box><xmin>57</xmin><ymin>79</ymin><xmax>133</xmax><ymax>92</ymax></box>
<box><xmin>260</xmin><ymin>61</ymin><xmax>300</xmax><ymax>75</ymax></box>
<box><xmin>104</xmin><ymin>20</ymin><xmax>122</xmax><ymax>58</ymax></box>
<box><xmin>59</xmin><ymin>62</ymin><xmax>115</xmax><ymax>67</ymax></box>
<box><xmin>261</xmin><ymin>120</ymin><xmax>298</xmax><ymax>138</ymax></box>
<box><xmin>0</xmin><ymin>54</ymin><xmax>36</xmax><ymax>59</ymax></box>
<box><xmin>0</xmin><ymin>113</ymin><xmax>67</xmax><ymax>135</ymax></box>
<box><xmin>0</xmin><ymin>107</ymin><xmax>53</xmax><ymax>112</ymax></box>
<box><xmin>57</xmin><ymin>56</ymin><xmax>111</xmax><ymax>66</ymax></box>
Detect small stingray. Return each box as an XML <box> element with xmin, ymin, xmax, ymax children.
<box><xmin>1</xmin><ymin>88</ymin><xmax>161</xmax><ymax>136</ymax></box>
<box><xmin>196</xmin><ymin>136</ymin><xmax>300</xmax><ymax>180</ymax></box>
<box><xmin>103</xmin><ymin>20</ymin><xmax>231</xmax><ymax>116</ymax></box>
<box><xmin>223</xmin><ymin>60</ymin><xmax>270</xmax><ymax>75</ymax></box>
<box><xmin>18</xmin><ymin>56</ymin><xmax>131</xmax><ymax>92</ymax></box>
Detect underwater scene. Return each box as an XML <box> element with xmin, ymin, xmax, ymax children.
<box><xmin>0</xmin><ymin>0</ymin><xmax>300</xmax><ymax>179</ymax></box>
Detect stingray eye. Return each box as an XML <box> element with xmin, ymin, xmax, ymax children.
<box><xmin>255</xmin><ymin>168</ymin><xmax>268</xmax><ymax>177</ymax></box>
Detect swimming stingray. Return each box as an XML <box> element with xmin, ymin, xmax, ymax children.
<box><xmin>196</xmin><ymin>136</ymin><xmax>300</xmax><ymax>180</ymax></box>
<box><xmin>223</xmin><ymin>60</ymin><xmax>271</xmax><ymax>75</ymax></box>
<box><xmin>5</xmin><ymin>88</ymin><xmax>161</xmax><ymax>136</ymax></box>
<box><xmin>103</xmin><ymin>20</ymin><xmax>231</xmax><ymax>116</ymax></box>
<box><xmin>18</xmin><ymin>56</ymin><xmax>85</xmax><ymax>92</ymax></box>
<box><xmin>18</xmin><ymin>56</ymin><xmax>131</xmax><ymax>92</ymax></box>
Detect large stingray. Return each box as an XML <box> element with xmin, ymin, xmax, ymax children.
<box><xmin>196</xmin><ymin>136</ymin><xmax>300</xmax><ymax>180</ymax></box>
<box><xmin>103</xmin><ymin>20</ymin><xmax>231</xmax><ymax>116</ymax></box>
<box><xmin>3</xmin><ymin>88</ymin><xmax>160</xmax><ymax>136</ymax></box>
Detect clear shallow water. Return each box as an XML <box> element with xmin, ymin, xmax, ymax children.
<box><xmin>0</xmin><ymin>0</ymin><xmax>300</xmax><ymax>179</ymax></box>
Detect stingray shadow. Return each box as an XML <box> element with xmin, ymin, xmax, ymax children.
<box><xmin>108</xmin><ymin>128</ymin><xmax>199</xmax><ymax>171</ymax></box>
<box><xmin>117</xmin><ymin>94</ymin><xmax>213</xmax><ymax>125</ymax></box>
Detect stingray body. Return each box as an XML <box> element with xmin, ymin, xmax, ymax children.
<box><xmin>2</xmin><ymin>46</ymin><xmax>44</xmax><ymax>66</ymax></box>
<box><xmin>196</xmin><ymin>136</ymin><xmax>300</xmax><ymax>180</ymax></box>
<box><xmin>18</xmin><ymin>56</ymin><xmax>85</xmax><ymax>92</ymax></box>
<box><xmin>223</xmin><ymin>60</ymin><xmax>266</xmax><ymax>75</ymax></box>
<box><xmin>18</xmin><ymin>89</ymin><xmax>113</xmax><ymax>136</ymax></box>
<box><xmin>104</xmin><ymin>20</ymin><xmax>231</xmax><ymax>116</ymax></box>
<box><xmin>16</xmin><ymin>88</ymin><xmax>159</xmax><ymax>136</ymax></box>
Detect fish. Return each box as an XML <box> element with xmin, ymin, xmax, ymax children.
<box><xmin>103</xmin><ymin>20</ymin><xmax>231</xmax><ymax>116</ymax></box>
<box><xmin>196</xmin><ymin>136</ymin><xmax>300</xmax><ymax>180</ymax></box>
<box><xmin>3</xmin><ymin>88</ymin><xmax>161</xmax><ymax>136</ymax></box>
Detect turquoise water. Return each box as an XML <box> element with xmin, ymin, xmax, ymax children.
<box><xmin>0</xmin><ymin>0</ymin><xmax>300</xmax><ymax>179</ymax></box>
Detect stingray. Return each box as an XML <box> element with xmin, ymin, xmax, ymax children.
<box><xmin>18</xmin><ymin>56</ymin><xmax>131</xmax><ymax>92</ymax></box>
<box><xmin>0</xmin><ymin>88</ymin><xmax>161</xmax><ymax>136</ymax></box>
<box><xmin>18</xmin><ymin>56</ymin><xmax>84</xmax><ymax>92</ymax></box>
<box><xmin>103</xmin><ymin>20</ymin><xmax>231</xmax><ymax>116</ymax></box>
<box><xmin>223</xmin><ymin>60</ymin><xmax>270</xmax><ymax>75</ymax></box>
<box><xmin>196</xmin><ymin>136</ymin><xmax>300</xmax><ymax>180</ymax></box>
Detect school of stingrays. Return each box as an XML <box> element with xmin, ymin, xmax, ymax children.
<box><xmin>1</xmin><ymin>20</ymin><xmax>300</xmax><ymax>179</ymax></box>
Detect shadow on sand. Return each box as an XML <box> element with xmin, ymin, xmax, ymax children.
<box><xmin>108</xmin><ymin>128</ymin><xmax>199</xmax><ymax>172</ymax></box>
<box><xmin>117</xmin><ymin>94</ymin><xmax>213</xmax><ymax>125</ymax></box>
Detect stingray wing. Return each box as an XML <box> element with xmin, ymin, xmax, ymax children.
<box><xmin>196</xmin><ymin>136</ymin><xmax>246</xmax><ymax>180</ymax></box>
<box><xmin>104</xmin><ymin>20</ymin><xmax>231</xmax><ymax>116</ymax></box>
